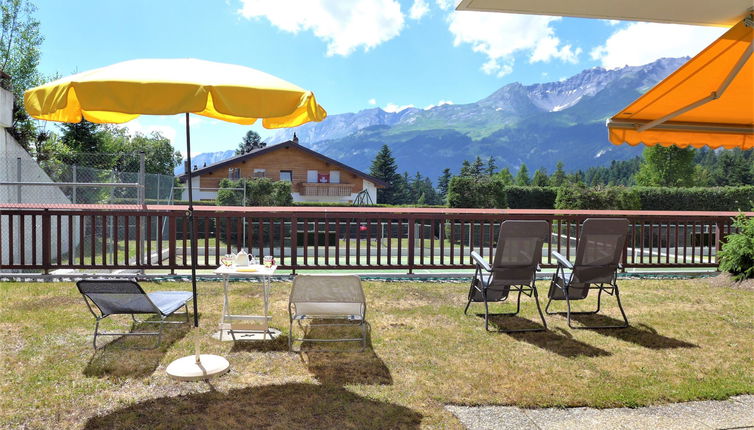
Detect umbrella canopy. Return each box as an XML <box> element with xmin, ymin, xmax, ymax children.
<box><xmin>23</xmin><ymin>58</ymin><xmax>327</xmax><ymax>330</ymax></box>
<box><xmin>24</xmin><ymin>58</ymin><xmax>326</xmax><ymax>127</ymax></box>
<box><xmin>607</xmin><ymin>16</ymin><xmax>753</xmax><ymax>150</ymax></box>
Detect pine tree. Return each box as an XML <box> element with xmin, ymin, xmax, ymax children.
<box><xmin>485</xmin><ymin>156</ymin><xmax>497</xmax><ymax>176</ymax></box>
<box><xmin>459</xmin><ymin>160</ymin><xmax>472</xmax><ymax>177</ymax></box>
<box><xmin>60</xmin><ymin>120</ymin><xmax>103</xmax><ymax>154</ymax></box>
<box><xmin>437</xmin><ymin>168</ymin><xmax>452</xmax><ymax>201</ymax></box>
<box><xmin>236</xmin><ymin>130</ymin><xmax>265</xmax><ymax>154</ymax></box>
<box><xmin>369</xmin><ymin>144</ymin><xmax>402</xmax><ymax>204</ymax></box>
<box><xmin>531</xmin><ymin>168</ymin><xmax>550</xmax><ymax>187</ymax></box>
<box><xmin>471</xmin><ymin>156</ymin><xmax>485</xmax><ymax>179</ymax></box>
<box><xmin>515</xmin><ymin>163</ymin><xmax>530</xmax><ymax>186</ymax></box>
<box><xmin>496</xmin><ymin>168</ymin><xmax>514</xmax><ymax>185</ymax></box>
<box><xmin>551</xmin><ymin>161</ymin><xmax>566</xmax><ymax>187</ymax></box>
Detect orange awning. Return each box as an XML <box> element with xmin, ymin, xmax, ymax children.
<box><xmin>607</xmin><ymin>15</ymin><xmax>753</xmax><ymax>150</ymax></box>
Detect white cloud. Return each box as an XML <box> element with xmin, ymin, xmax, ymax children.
<box><xmin>435</xmin><ymin>0</ymin><xmax>455</xmax><ymax>10</ymax></box>
<box><xmin>448</xmin><ymin>12</ymin><xmax>581</xmax><ymax>77</ymax></box>
<box><xmin>424</xmin><ymin>99</ymin><xmax>453</xmax><ymax>110</ymax></box>
<box><xmin>383</xmin><ymin>103</ymin><xmax>415</xmax><ymax>112</ymax></box>
<box><xmin>237</xmin><ymin>0</ymin><xmax>405</xmax><ymax>56</ymax></box>
<box><xmin>409</xmin><ymin>0</ymin><xmax>429</xmax><ymax>20</ymax></box>
<box><xmin>591</xmin><ymin>22</ymin><xmax>725</xmax><ymax>69</ymax></box>
<box><xmin>368</xmin><ymin>98</ymin><xmax>377</xmax><ymax>105</ymax></box>
<box><xmin>606</xmin><ymin>19</ymin><xmax>620</xmax><ymax>26</ymax></box>
<box><xmin>123</xmin><ymin>120</ymin><xmax>177</xmax><ymax>142</ymax></box>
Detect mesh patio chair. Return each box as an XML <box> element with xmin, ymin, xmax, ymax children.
<box><xmin>464</xmin><ymin>220</ymin><xmax>549</xmax><ymax>332</ymax></box>
<box><xmin>289</xmin><ymin>274</ymin><xmax>367</xmax><ymax>352</ymax></box>
<box><xmin>545</xmin><ymin>218</ymin><xmax>630</xmax><ymax>329</ymax></box>
<box><xmin>76</xmin><ymin>280</ymin><xmax>192</xmax><ymax>349</ymax></box>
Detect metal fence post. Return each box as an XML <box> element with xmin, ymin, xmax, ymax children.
<box><xmin>72</xmin><ymin>165</ymin><xmax>77</xmax><ymax>204</ymax></box>
<box><xmin>138</xmin><ymin>152</ymin><xmax>146</xmax><ymax>270</ymax></box>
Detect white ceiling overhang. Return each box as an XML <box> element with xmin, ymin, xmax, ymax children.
<box><xmin>456</xmin><ymin>0</ymin><xmax>752</xmax><ymax>27</ymax></box>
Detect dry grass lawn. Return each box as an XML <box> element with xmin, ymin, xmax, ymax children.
<box><xmin>0</xmin><ymin>276</ymin><xmax>752</xmax><ymax>429</ymax></box>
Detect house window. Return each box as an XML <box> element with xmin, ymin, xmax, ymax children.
<box><xmin>307</xmin><ymin>170</ymin><xmax>318</xmax><ymax>183</ymax></box>
<box><xmin>279</xmin><ymin>170</ymin><xmax>292</xmax><ymax>182</ymax></box>
<box><xmin>228</xmin><ymin>168</ymin><xmax>240</xmax><ymax>180</ymax></box>
<box><xmin>253</xmin><ymin>168</ymin><xmax>266</xmax><ymax>178</ymax></box>
<box><xmin>330</xmin><ymin>170</ymin><xmax>340</xmax><ymax>184</ymax></box>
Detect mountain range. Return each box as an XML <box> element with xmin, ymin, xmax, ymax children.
<box><xmin>177</xmin><ymin>57</ymin><xmax>688</xmax><ymax>180</ymax></box>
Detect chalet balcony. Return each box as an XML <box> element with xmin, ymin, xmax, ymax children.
<box><xmin>300</xmin><ymin>182</ymin><xmax>353</xmax><ymax>197</ymax></box>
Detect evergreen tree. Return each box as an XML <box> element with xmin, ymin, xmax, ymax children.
<box><xmin>712</xmin><ymin>150</ymin><xmax>753</xmax><ymax>186</ymax></box>
<box><xmin>485</xmin><ymin>156</ymin><xmax>497</xmax><ymax>176</ymax></box>
<box><xmin>496</xmin><ymin>168</ymin><xmax>513</xmax><ymax>185</ymax></box>
<box><xmin>551</xmin><ymin>162</ymin><xmax>566</xmax><ymax>187</ymax></box>
<box><xmin>437</xmin><ymin>168</ymin><xmax>452</xmax><ymax>201</ymax></box>
<box><xmin>531</xmin><ymin>168</ymin><xmax>550</xmax><ymax>187</ymax></box>
<box><xmin>236</xmin><ymin>130</ymin><xmax>266</xmax><ymax>154</ymax></box>
<box><xmin>60</xmin><ymin>120</ymin><xmax>103</xmax><ymax>154</ymax></box>
<box><xmin>459</xmin><ymin>160</ymin><xmax>472</xmax><ymax>177</ymax></box>
<box><xmin>515</xmin><ymin>163</ymin><xmax>530</xmax><ymax>186</ymax></box>
<box><xmin>634</xmin><ymin>146</ymin><xmax>695</xmax><ymax>187</ymax></box>
<box><xmin>471</xmin><ymin>156</ymin><xmax>485</xmax><ymax>179</ymax></box>
<box><xmin>369</xmin><ymin>144</ymin><xmax>402</xmax><ymax>204</ymax></box>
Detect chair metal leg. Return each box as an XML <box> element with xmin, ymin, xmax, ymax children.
<box><xmin>485</xmin><ymin>287</ymin><xmax>547</xmax><ymax>333</ymax></box>
<box><xmin>568</xmin><ymin>285</ymin><xmax>628</xmax><ymax>330</ymax></box>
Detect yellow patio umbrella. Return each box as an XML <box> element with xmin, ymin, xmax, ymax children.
<box><xmin>24</xmin><ymin>58</ymin><xmax>327</xmax><ymax>380</ymax></box>
<box><xmin>607</xmin><ymin>15</ymin><xmax>753</xmax><ymax>149</ymax></box>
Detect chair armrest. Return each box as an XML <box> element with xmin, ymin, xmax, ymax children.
<box><xmin>470</xmin><ymin>251</ymin><xmax>492</xmax><ymax>272</ymax></box>
<box><xmin>551</xmin><ymin>251</ymin><xmax>573</xmax><ymax>270</ymax></box>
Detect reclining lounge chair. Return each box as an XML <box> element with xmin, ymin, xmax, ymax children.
<box><xmin>546</xmin><ymin>218</ymin><xmax>630</xmax><ymax>329</ymax></box>
<box><xmin>465</xmin><ymin>220</ymin><xmax>549</xmax><ymax>332</ymax></box>
<box><xmin>76</xmin><ymin>280</ymin><xmax>192</xmax><ymax>349</ymax></box>
<box><xmin>289</xmin><ymin>274</ymin><xmax>367</xmax><ymax>352</ymax></box>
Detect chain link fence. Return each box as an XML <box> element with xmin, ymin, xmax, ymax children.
<box><xmin>0</xmin><ymin>152</ymin><xmax>175</xmax><ymax>205</ymax></box>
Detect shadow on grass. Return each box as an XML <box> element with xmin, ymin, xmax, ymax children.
<box><xmin>299</xmin><ymin>321</ymin><xmax>392</xmax><ymax>386</ymax></box>
<box><xmin>83</xmin><ymin>383</ymin><xmax>422</xmax><ymax>430</ymax></box>
<box><xmin>229</xmin><ymin>334</ymin><xmax>291</xmax><ymax>353</ymax></box>
<box><xmin>569</xmin><ymin>315</ymin><xmax>699</xmax><ymax>349</ymax></box>
<box><xmin>483</xmin><ymin>315</ymin><xmax>611</xmax><ymax>358</ymax></box>
<box><xmin>83</xmin><ymin>315</ymin><xmax>190</xmax><ymax>379</ymax></box>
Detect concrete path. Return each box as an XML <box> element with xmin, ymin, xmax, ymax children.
<box><xmin>446</xmin><ymin>395</ymin><xmax>754</xmax><ymax>430</ymax></box>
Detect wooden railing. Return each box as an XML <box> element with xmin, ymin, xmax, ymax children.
<box><xmin>300</xmin><ymin>183</ymin><xmax>353</xmax><ymax>197</ymax></box>
<box><xmin>0</xmin><ymin>204</ymin><xmax>746</xmax><ymax>274</ymax></box>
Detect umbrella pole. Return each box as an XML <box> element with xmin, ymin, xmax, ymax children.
<box><xmin>166</xmin><ymin>113</ymin><xmax>229</xmax><ymax>381</ymax></box>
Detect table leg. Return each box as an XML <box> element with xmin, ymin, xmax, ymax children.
<box><xmin>221</xmin><ymin>274</ymin><xmax>230</xmax><ymax>341</ymax></box>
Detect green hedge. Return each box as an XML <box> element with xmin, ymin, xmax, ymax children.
<box><xmin>447</xmin><ymin>176</ymin><xmax>507</xmax><ymax>208</ymax></box>
<box><xmin>555</xmin><ymin>186</ymin><xmax>641</xmax><ymax>210</ymax></box>
<box><xmin>503</xmin><ymin>186</ymin><xmax>557</xmax><ymax>209</ymax></box>
<box><xmin>634</xmin><ymin>186</ymin><xmax>754</xmax><ymax>211</ymax></box>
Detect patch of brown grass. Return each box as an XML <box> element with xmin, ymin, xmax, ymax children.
<box><xmin>0</xmin><ymin>278</ymin><xmax>752</xmax><ymax>429</ymax></box>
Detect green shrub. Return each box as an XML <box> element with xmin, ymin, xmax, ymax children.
<box><xmin>216</xmin><ymin>178</ymin><xmax>293</xmax><ymax>206</ymax></box>
<box><xmin>718</xmin><ymin>213</ymin><xmax>754</xmax><ymax>281</ymax></box>
<box><xmin>447</xmin><ymin>176</ymin><xmax>506</xmax><ymax>208</ymax></box>
<box><xmin>503</xmin><ymin>186</ymin><xmax>557</xmax><ymax>209</ymax></box>
<box><xmin>635</xmin><ymin>186</ymin><xmax>754</xmax><ymax>211</ymax></box>
<box><xmin>555</xmin><ymin>186</ymin><xmax>641</xmax><ymax>210</ymax></box>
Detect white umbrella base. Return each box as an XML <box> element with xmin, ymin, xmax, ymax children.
<box><xmin>166</xmin><ymin>354</ymin><xmax>230</xmax><ymax>381</ymax></box>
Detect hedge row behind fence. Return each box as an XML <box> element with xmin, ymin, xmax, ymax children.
<box><xmin>447</xmin><ymin>180</ymin><xmax>754</xmax><ymax>211</ymax></box>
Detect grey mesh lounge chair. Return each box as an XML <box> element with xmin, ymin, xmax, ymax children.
<box><xmin>546</xmin><ymin>218</ymin><xmax>630</xmax><ymax>329</ymax></box>
<box><xmin>289</xmin><ymin>274</ymin><xmax>367</xmax><ymax>352</ymax></box>
<box><xmin>76</xmin><ymin>280</ymin><xmax>192</xmax><ymax>349</ymax></box>
<box><xmin>464</xmin><ymin>220</ymin><xmax>549</xmax><ymax>332</ymax></box>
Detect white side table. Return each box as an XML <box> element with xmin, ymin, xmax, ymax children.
<box><xmin>214</xmin><ymin>265</ymin><xmax>280</xmax><ymax>341</ymax></box>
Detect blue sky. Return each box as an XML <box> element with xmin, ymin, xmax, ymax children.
<box><xmin>34</xmin><ymin>0</ymin><xmax>725</xmax><ymax>156</ymax></box>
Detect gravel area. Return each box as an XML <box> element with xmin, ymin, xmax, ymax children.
<box><xmin>446</xmin><ymin>395</ymin><xmax>754</xmax><ymax>430</ymax></box>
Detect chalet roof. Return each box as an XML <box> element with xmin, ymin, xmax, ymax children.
<box><xmin>177</xmin><ymin>140</ymin><xmax>388</xmax><ymax>188</ymax></box>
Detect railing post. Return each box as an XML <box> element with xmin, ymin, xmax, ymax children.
<box><xmin>715</xmin><ymin>220</ymin><xmax>724</xmax><ymax>265</ymax></box>
<box><xmin>42</xmin><ymin>210</ymin><xmax>51</xmax><ymax>274</ymax></box>
<box><xmin>290</xmin><ymin>217</ymin><xmax>298</xmax><ymax>274</ymax></box>
<box><xmin>407</xmin><ymin>217</ymin><xmax>415</xmax><ymax>274</ymax></box>
<box><xmin>169</xmin><ymin>212</ymin><xmax>177</xmax><ymax>274</ymax></box>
